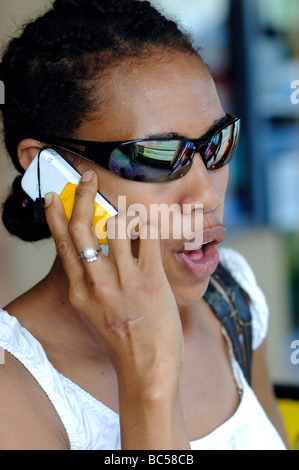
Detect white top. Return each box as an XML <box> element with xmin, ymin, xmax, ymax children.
<box><xmin>0</xmin><ymin>248</ymin><xmax>286</xmax><ymax>450</ymax></box>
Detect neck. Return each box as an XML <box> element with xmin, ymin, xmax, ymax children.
<box><xmin>43</xmin><ymin>256</ymin><xmax>85</xmax><ymax>326</ymax></box>
<box><xmin>45</xmin><ymin>256</ymin><xmax>71</xmax><ymax>304</ymax></box>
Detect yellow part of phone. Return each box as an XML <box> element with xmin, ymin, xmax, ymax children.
<box><xmin>60</xmin><ymin>183</ymin><xmax>110</xmax><ymax>246</ymax></box>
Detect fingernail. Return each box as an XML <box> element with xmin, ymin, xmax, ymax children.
<box><xmin>82</xmin><ymin>171</ymin><xmax>94</xmax><ymax>183</ymax></box>
<box><xmin>44</xmin><ymin>193</ymin><xmax>53</xmax><ymax>208</ymax></box>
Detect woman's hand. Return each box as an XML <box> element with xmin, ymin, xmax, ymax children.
<box><xmin>44</xmin><ymin>170</ymin><xmax>190</xmax><ymax>449</ymax></box>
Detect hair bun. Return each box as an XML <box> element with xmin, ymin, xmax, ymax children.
<box><xmin>53</xmin><ymin>0</ymin><xmax>135</xmax><ymax>16</ymax></box>
<box><xmin>2</xmin><ymin>176</ymin><xmax>51</xmax><ymax>242</ymax></box>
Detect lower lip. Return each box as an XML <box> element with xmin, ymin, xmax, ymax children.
<box><xmin>176</xmin><ymin>243</ymin><xmax>220</xmax><ymax>279</ymax></box>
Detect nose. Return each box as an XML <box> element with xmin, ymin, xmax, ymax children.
<box><xmin>178</xmin><ymin>152</ymin><xmax>226</xmax><ymax>213</ymax></box>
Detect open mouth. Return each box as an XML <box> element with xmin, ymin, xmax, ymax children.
<box><xmin>182</xmin><ymin>239</ymin><xmax>216</xmax><ymax>260</ymax></box>
<box><xmin>176</xmin><ymin>226</ymin><xmax>226</xmax><ymax>279</ymax></box>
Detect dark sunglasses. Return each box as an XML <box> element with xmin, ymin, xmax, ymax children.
<box><xmin>33</xmin><ymin>113</ymin><xmax>240</xmax><ymax>183</ymax></box>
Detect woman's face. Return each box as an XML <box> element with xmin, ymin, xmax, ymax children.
<box><xmin>75</xmin><ymin>51</ymin><xmax>229</xmax><ymax>306</ymax></box>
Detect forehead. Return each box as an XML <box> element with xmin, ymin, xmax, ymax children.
<box><xmin>79</xmin><ymin>51</ymin><xmax>224</xmax><ymax>141</ymax></box>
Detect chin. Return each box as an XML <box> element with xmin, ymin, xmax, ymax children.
<box><xmin>173</xmin><ymin>277</ymin><xmax>210</xmax><ymax>308</ymax></box>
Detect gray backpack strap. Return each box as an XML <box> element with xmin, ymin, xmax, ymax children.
<box><xmin>204</xmin><ymin>263</ymin><xmax>253</xmax><ymax>385</ymax></box>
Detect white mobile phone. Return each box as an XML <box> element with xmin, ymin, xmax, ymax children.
<box><xmin>21</xmin><ymin>148</ymin><xmax>118</xmax><ymax>256</ymax></box>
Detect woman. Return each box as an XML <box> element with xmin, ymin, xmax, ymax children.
<box><xmin>0</xmin><ymin>0</ymin><xmax>288</xmax><ymax>450</ymax></box>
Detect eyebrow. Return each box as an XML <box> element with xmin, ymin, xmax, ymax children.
<box><xmin>144</xmin><ymin>114</ymin><xmax>228</xmax><ymax>141</ymax></box>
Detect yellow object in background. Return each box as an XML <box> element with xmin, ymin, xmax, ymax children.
<box><xmin>277</xmin><ymin>399</ymin><xmax>299</xmax><ymax>450</ymax></box>
<box><xmin>275</xmin><ymin>384</ymin><xmax>299</xmax><ymax>451</ymax></box>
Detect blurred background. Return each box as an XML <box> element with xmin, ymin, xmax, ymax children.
<box><xmin>0</xmin><ymin>0</ymin><xmax>299</xmax><ymax>386</ymax></box>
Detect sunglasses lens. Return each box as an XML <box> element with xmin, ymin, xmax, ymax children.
<box><xmin>107</xmin><ymin>119</ymin><xmax>240</xmax><ymax>181</ymax></box>
<box><xmin>203</xmin><ymin>119</ymin><xmax>240</xmax><ymax>170</ymax></box>
<box><xmin>108</xmin><ymin>140</ymin><xmax>195</xmax><ymax>182</ymax></box>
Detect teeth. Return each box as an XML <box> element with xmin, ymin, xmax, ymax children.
<box><xmin>185</xmin><ymin>240</ymin><xmax>213</xmax><ymax>252</ymax></box>
<box><xmin>183</xmin><ymin>236</ymin><xmax>214</xmax><ymax>253</ymax></box>
<box><xmin>186</xmin><ymin>244</ymin><xmax>203</xmax><ymax>252</ymax></box>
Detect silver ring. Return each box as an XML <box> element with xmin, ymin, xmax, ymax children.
<box><xmin>77</xmin><ymin>247</ymin><xmax>100</xmax><ymax>263</ymax></box>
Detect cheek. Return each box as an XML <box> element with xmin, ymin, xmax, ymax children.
<box><xmin>210</xmin><ymin>166</ymin><xmax>229</xmax><ymax>197</ymax></box>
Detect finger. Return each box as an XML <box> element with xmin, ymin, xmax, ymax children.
<box><xmin>106</xmin><ymin>211</ymin><xmax>139</xmax><ymax>270</ymax></box>
<box><xmin>67</xmin><ymin>171</ymin><xmax>112</xmax><ymax>278</ymax></box>
<box><xmin>44</xmin><ymin>192</ymin><xmax>84</xmax><ymax>282</ymax></box>
<box><xmin>138</xmin><ymin>221</ymin><xmax>164</xmax><ymax>270</ymax></box>
<box><xmin>68</xmin><ymin>170</ymin><xmax>99</xmax><ymax>253</ymax></box>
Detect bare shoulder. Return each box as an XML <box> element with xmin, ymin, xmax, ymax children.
<box><xmin>252</xmin><ymin>339</ymin><xmax>290</xmax><ymax>449</ymax></box>
<box><xmin>0</xmin><ymin>351</ymin><xmax>69</xmax><ymax>450</ymax></box>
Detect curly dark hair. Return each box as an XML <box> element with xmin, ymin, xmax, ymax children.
<box><xmin>0</xmin><ymin>0</ymin><xmax>197</xmax><ymax>242</ymax></box>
